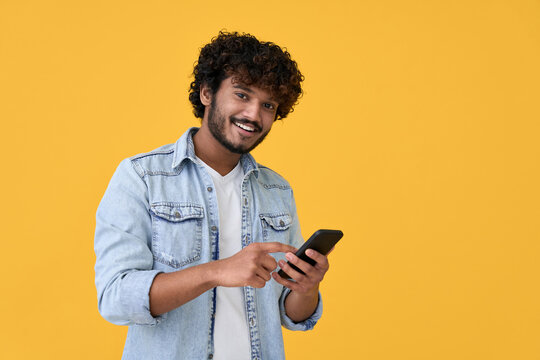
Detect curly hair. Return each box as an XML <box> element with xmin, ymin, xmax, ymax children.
<box><xmin>189</xmin><ymin>31</ymin><xmax>304</xmax><ymax>120</ymax></box>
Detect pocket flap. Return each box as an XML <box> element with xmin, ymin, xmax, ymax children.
<box><xmin>150</xmin><ymin>203</ymin><xmax>204</xmax><ymax>222</ymax></box>
<box><xmin>260</xmin><ymin>213</ymin><xmax>292</xmax><ymax>230</ymax></box>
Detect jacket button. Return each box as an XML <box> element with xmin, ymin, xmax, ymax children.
<box><xmin>244</xmin><ymin>198</ymin><xmax>248</xmax><ymax>205</ymax></box>
<box><xmin>207</xmin><ymin>187</ymin><xmax>213</xmax><ymax>192</ymax></box>
<box><xmin>208</xmin><ymin>354</ymin><xmax>213</xmax><ymax>359</ymax></box>
<box><xmin>211</xmin><ymin>226</ymin><xmax>217</xmax><ymax>231</ymax></box>
<box><xmin>174</xmin><ymin>211</ymin><xmax>181</xmax><ymax>218</ymax></box>
<box><xmin>279</xmin><ymin>220</ymin><xmax>285</xmax><ymax>227</ymax></box>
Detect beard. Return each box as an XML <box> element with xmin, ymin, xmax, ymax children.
<box><xmin>207</xmin><ymin>98</ymin><xmax>270</xmax><ymax>154</ymax></box>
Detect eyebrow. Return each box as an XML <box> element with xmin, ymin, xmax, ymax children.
<box><xmin>233</xmin><ymin>84</ymin><xmax>277</xmax><ymax>103</ymax></box>
<box><xmin>232</xmin><ymin>83</ymin><xmax>254</xmax><ymax>94</ymax></box>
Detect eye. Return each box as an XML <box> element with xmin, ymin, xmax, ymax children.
<box><xmin>236</xmin><ymin>92</ymin><xmax>247</xmax><ymax>100</ymax></box>
<box><xmin>263</xmin><ymin>103</ymin><xmax>276</xmax><ymax>110</ymax></box>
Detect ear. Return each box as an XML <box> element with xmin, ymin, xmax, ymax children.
<box><xmin>200</xmin><ymin>83</ymin><xmax>212</xmax><ymax>106</ymax></box>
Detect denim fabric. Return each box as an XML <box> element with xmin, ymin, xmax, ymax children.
<box><xmin>94</xmin><ymin>128</ymin><xmax>322</xmax><ymax>360</ymax></box>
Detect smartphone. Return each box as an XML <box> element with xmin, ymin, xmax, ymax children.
<box><xmin>277</xmin><ymin>229</ymin><xmax>343</xmax><ymax>279</ymax></box>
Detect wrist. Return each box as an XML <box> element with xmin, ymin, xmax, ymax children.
<box><xmin>213</xmin><ymin>258</ymin><xmax>231</xmax><ymax>287</ymax></box>
<box><xmin>292</xmin><ymin>284</ymin><xmax>319</xmax><ymax>298</ymax></box>
<box><xmin>203</xmin><ymin>260</ymin><xmax>223</xmax><ymax>288</ymax></box>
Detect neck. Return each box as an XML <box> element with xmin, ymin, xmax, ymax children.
<box><xmin>193</xmin><ymin>126</ymin><xmax>242</xmax><ymax>176</ymax></box>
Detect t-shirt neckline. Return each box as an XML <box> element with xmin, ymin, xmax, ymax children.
<box><xmin>196</xmin><ymin>156</ymin><xmax>243</xmax><ymax>183</ymax></box>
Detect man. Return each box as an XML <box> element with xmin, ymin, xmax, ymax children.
<box><xmin>95</xmin><ymin>31</ymin><xmax>331</xmax><ymax>360</ymax></box>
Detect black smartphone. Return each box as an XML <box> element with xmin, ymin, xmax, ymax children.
<box><xmin>277</xmin><ymin>229</ymin><xmax>343</xmax><ymax>279</ymax></box>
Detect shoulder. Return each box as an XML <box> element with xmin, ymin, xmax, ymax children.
<box><xmin>255</xmin><ymin>164</ymin><xmax>292</xmax><ymax>190</ymax></box>
<box><xmin>124</xmin><ymin>143</ymin><xmax>178</xmax><ymax>177</ymax></box>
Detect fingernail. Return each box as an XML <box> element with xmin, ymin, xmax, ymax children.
<box><xmin>306</xmin><ymin>249</ymin><xmax>313</xmax><ymax>256</ymax></box>
<box><xmin>285</xmin><ymin>253</ymin><xmax>293</xmax><ymax>261</ymax></box>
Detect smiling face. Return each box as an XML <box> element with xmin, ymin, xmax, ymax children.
<box><xmin>201</xmin><ymin>76</ymin><xmax>279</xmax><ymax>154</ymax></box>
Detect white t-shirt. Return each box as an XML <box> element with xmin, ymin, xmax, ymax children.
<box><xmin>198</xmin><ymin>158</ymin><xmax>250</xmax><ymax>360</ymax></box>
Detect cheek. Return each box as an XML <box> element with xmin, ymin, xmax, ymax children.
<box><xmin>263</xmin><ymin>119</ymin><xmax>275</xmax><ymax>131</ymax></box>
<box><xmin>264</xmin><ymin>120</ymin><xmax>274</xmax><ymax>133</ymax></box>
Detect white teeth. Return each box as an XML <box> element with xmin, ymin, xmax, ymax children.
<box><xmin>234</xmin><ymin>121</ymin><xmax>255</xmax><ymax>132</ymax></box>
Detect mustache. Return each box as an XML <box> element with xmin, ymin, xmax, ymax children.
<box><xmin>230</xmin><ymin>116</ymin><xmax>262</xmax><ymax>133</ymax></box>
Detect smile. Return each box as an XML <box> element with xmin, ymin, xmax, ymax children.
<box><xmin>233</xmin><ymin>120</ymin><xmax>256</xmax><ymax>133</ymax></box>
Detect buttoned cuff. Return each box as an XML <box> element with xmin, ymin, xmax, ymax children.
<box><xmin>279</xmin><ymin>288</ymin><xmax>323</xmax><ymax>331</ymax></box>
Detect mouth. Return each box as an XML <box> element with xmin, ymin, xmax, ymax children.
<box><xmin>232</xmin><ymin>119</ymin><xmax>260</xmax><ymax>133</ymax></box>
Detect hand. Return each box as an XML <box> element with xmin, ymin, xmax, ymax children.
<box><xmin>216</xmin><ymin>242</ymin><xmax>296</xmax><ymax>288</ymax></box>
<box><xmin>272</xmin><ymin>248</ymin><xmax>331</xmax><ymax>295</ymax></box>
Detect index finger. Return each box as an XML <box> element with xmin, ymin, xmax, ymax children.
<box><xmin>254</xmin><ymin>242</ymin><xmax>296</xmax><ymax>254</ymax></box>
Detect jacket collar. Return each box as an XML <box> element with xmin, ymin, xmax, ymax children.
<box><xmin>171</xmin><ymin>127</ymin><xmax>259</xmax><ymax>176</ymax></box>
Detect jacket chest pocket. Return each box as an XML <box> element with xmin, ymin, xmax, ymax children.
<box><xmin>150</xmin><ymin>203</ymin><xmax>204</xmax><ymax>269</ymax></box>
<box><xmin>260</xmin><ymin>213</ymin><xmax>292</xmax><ymax>245</ymax></box>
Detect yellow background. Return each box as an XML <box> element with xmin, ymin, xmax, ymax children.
<box><xmin>1</xmin><ymin>0</ymin><xmax>539</xmax><ymax>359</ymax></box>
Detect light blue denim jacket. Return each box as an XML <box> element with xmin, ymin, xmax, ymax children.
<box><xmin>94</xmin><ymin>128</ymin><xmax>322</xmax><ymax>360</ymax></box>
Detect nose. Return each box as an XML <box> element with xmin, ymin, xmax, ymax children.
<box><xmin>241</xmin><ymin>101</ymin><xmax>261</xmax><ymax>123</ymax></box>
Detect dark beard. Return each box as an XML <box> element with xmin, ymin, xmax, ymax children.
<box><xmin>207</xmin><ymin>98</ymin><xmax>269</xmax><ymax>154</ymax></box>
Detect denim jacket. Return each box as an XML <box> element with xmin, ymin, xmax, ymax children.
<box><xmin>94</xmin><ymin>128</ymin><xmax>322</xmax><ymax>360</ymax></box>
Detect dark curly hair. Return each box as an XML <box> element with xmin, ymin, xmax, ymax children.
<box><xmin>189</xmin><ymin>31</ymin><xmax>304</xmax><ymax>120</ymax></box>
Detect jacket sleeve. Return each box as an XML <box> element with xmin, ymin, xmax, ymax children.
<box><xmin>94</xmin><ymin>158</ymin><xmax>163</xmax><ymax>326</ymax></box>
<box><xmin>278</xmin><ymin>189</ymin><xmax>323</xmax><ymax>330</ymax></box>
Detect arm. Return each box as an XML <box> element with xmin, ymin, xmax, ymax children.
<box><xmin>95</xmin><ymin>159</ymin><xmax>160</xmax><ymax>325</ymax></box>
<box><xmin>272</xmin><ymin>189</ymin><xmax>327</xmax><ymax>324</ymax></box>
<box><xmin>272</xmin><ymin>249</ymin><xmax>330</xmax><ymax>322</ymax></box>
<box><xmin>149</xmin><ymin>242</ymin><xmax>296</xmax><ymax>316</ymax></box>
